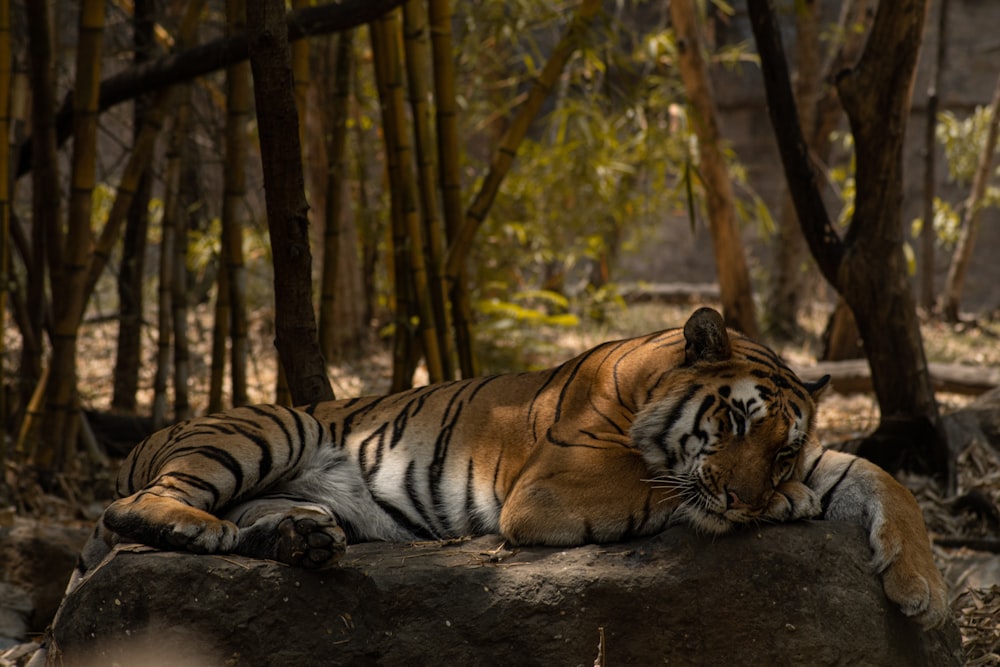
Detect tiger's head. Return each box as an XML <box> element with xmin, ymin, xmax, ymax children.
<box><xmin>631</xmin><ymin>308</ymin><xmax>829</xmax><ymax>534</ymax></box>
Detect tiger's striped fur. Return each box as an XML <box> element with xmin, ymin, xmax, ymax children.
<box><xmin>74</xmin><ymin>308</ymin><xmax>948</xmax><ymax>629</ymax></box>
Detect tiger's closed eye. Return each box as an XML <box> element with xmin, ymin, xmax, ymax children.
<box><xmin>774</xmin><ymin>447</ymin><xmax>798</xmax><ymax>476</ymax></box>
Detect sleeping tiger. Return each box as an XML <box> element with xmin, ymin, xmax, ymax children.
<box><xmin>73</xmin><ymin>307</ymin><xmax>948</xmax><ymax>629</ymax></box>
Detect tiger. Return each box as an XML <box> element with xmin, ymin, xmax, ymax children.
<box><xmin>71</xmin><ymin>307</ymin><xmax>948</xmax><ymax>629</ymax></box>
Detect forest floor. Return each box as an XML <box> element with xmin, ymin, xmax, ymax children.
<box><xmin>6</xmin><ymin>301</ymin><xmax>1000</xmax><ymax>661</ymax></box>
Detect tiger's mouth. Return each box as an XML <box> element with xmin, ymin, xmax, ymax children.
<box><xmin>650</xmin><ymin>470</ymin><xmax>770</xmax><ymax>535</ymax></box>
<box><xmin>677</xmin><ymin>480</ymin><xmax>773</xmax><ymax>535</ymax></box>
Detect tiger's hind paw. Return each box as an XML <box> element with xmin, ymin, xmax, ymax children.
<box><xmin>233</xmin><ymin>507</ymin><xmax>347</xmax><ymax>569</ymax></box>
<box><xmin>275</xmin><ymin>513</ymin><xmax>347</xmax><ymax>570</ymax></box>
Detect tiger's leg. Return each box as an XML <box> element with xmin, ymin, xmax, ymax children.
<box><xmin>499</xmin><ymin>448</ymin><xmax>676</xmax><ymax>546</ymax></box>
<box><xmin>802</xmin><ymin>447</ymin><xmax>948</xmax><ymax>629</ymax></box>
<box><xmin>102</xmin><ymin>406</ymin><xmax>331</xmax><ymax>556</ymax></box>
<box><xmin>223</xmin><ymin>497</ymin><xmax>347</xmax><ymax>569</ymax></box>
<box><xmin>101</xmin><ymin>485</ymin><xmax>240</xmax><ymax>556</ymax></box>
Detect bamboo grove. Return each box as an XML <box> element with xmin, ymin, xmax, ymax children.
<box><xmin>5</xmin><ymin>0</ymin><xmax>707</xmax><ymax>482</ymax></box>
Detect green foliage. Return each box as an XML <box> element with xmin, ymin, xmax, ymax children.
<box><xmin>911</xmin><ymin>197</ymin><xmax>961</xmax><ymax>247</ymax></box>
<box><xmin>477</xmin><ymin>289</ymin><xmax>579</xmax><ymax>329</ymax></box>
<box><xmin>909</xmin><ymin>104</ymin><xmax>1000</xmax><ymax>249</ymax></box>
<box><xmin>828</xmin><ymin>131</ymin><xmax>856</xmax><ymax>228</ymax></box>
<box><xmin>465</xmin><ymin>2</ymin><xmax>765</xmax><ymax>335</ymax></box>
<box><xmin>936</xmin><ymin>106</ymin><xmax>1000</xmax><ymax>186</ymax></box>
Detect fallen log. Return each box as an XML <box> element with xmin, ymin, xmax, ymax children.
<box><xmin>618</xmin><ymin>282</ymin><xmax>721</xmax><ymax>305</ymax></box>
<box><xmin>795</xmin><ymin>359</ymin><xmax>1000</xmax><ymax>396</ymax></box>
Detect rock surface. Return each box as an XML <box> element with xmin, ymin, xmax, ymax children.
<box><xmin>49</xmin><ymin>521</ymin><xmax>962</xmax><ymax>666</ymax></box>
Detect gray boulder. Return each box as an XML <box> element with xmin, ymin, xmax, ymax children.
<box><xmin>0</xmin><ymin>517</ymin><xmax>89</xmax><ymax>647</ymax></box>
<box><xmin>48</xmin><ymin>521</ymin><xmax>961</xmax><ymax>666</ymax></box>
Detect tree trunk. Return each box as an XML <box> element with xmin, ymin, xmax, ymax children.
<box><xmin>318</xmin><ymin>30</ymin><xmax>364</xmax><ymax>362</ymax></box>
<box><xmin>0</xmin><ymin>0</ymin><xmax>10</xmax><ymax>468</ymax></box>
<box><xmin>920</xmin><ymin>0</ymin><xmax>948</xmax><ymax>311</ymax></box>
<box><xmin>172</xmin><ymin>158</ymin><xmax>202</xmax><ymax>424</ymax></box>
<box><xmin>247</xmin><ymin>0</ymin><xmax>334</xmax><ymax>406</ymax></box>
<box><xmin>669</xmin><ymin>0</ymin><xmax>758</xmax><ymax>338</ymax></box>
<box><xmin>152</xmin><ymin>66</ymin><xmax>200</xmax><ymax>427</ymax></box>
<box><xmin>938</xmin><ymin>73</ymin><xmax>1000</xmax><ymax>322</ymax></box>
<box><xmin>151</xmin><ymin>106</ymin><xmax>179</xmax><ymax>428</ymax></box>
<box><xmin>23</xmin><ymin>0</ymin><xmax>60</xmax><ymax>465</ymax></box>
<box><xmin>821</xmin><ymin>297</ymin><xmax>865</xmax><ymax>361</ymax></box>
<box><xmin>219</xmin><ymin>0</ymin><xmax>250</xmax><ymax>408</ymax></box>
<box><xmin>764</xmin><ymin>0</ymin><xmax>820</xmax><ymax>340</ymax></box>
<box><xmin>748</xmin><ymin>0</ymin><xmax>949</xmax><ymax>477</ymax></box>
<box><xmin>40</xmin><ymin>0</ymin><xmax>105</xmax><ymax>471</ymax></box>
<box><xmin>112</xmin><ymin>0</ymin><xmax>155</xmax><ymax>414</ymax></box>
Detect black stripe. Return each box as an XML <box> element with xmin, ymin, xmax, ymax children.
<box><xmin>490</xmin><ymin>454</ymin><xmax>503</xmax><ymax>508</ymax></box>
<box><xmin>153</xmin><ymin>471</ymin><xmax>223</xmax><ymax>506</ymax></box>
<box><xmin>658</xmin><ymin>384</ymin><xmax>704</xmax><ymax>449</ymax></box>
<box><xmin>168</xmin><ymin>444</ymin><xmax>246</xmax><ymax>494</ymax></box>
<box><xmin>802</xmin><ymin>450</ymin><xmax>826</xmax><ymax>485</ymax></box>
<box><xmin>358</xmin><ymin>423</ymin><xmax>389</xmax><ymax>478</ymax></box>
<box><xmin>819</xmin><ymin>459</ymin><xmax>856</xmax><ymax>514</ymax></box>
<box><xmin>372</xmin><ymin>494</ymin><xmax>437</xmax><ymax>541</ymax></box>
<box><xmin>552</xmin><ymin>346</ymin><xmax>609</xmax><ymax>423</ymax></box>
<box><xmin>527</xmin><ymin>367</ymin><xmax>565</xmax><ymax>441</ymax></box>
<box><xmin>404</xmin><ymin>460</ymin><xmax>442</xmax><ymax>537</ymax></box>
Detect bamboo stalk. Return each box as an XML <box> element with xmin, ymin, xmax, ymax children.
<box><xmin>23</xmin><ymin>0</ymin><xmax>61</xmax><ymax>468</ymax></box>
<box><xmin>171</xmin><ymin>165</ymin><xmax>192</xmax><ymax>423</ymax></box>
<box><xmin>151</xmin><ymin>91</ymin><xmax>186</xmax><ymax>429</ymax></box>
<box><xmin>372</xmin><ymin>10</ymin><xmax>444</xmax><ymax>387</ymax></box>
<box><xmin>221</xmin><ymin>0</ymin><xmax>250</xmax><ymax>407</ymax></box>
<box><xmin>371</xmin><ymin>18</ymin><xmax>414</xmax><ymax>390</ymax></box>
<box><xmin>85</xmin><ymin>0</ymin><xmax>205</xmax><ymax>305</ymax></box>
<box><xmin>17</xmin><ymin>366</ymin><xmax>47</xmax><ymax>461</ymax></box>
<box><xmin>403</xmin><ymin>0</ymin><xmax>453</xmax><ymax>380</ymax></box>
<box><xmin>427</xmin><ymin>0</ymin><xmax>475</xmax><ymax>377</ymax></box>
<box><xmin>0</xmin><ymin>0</ymin><xmax>10</xmax><ymax>465</ymax></box>
<box><xmin>40</xmin><ymin>0</ymin><xmax>106</xmax><ymax>470</ymax></box>
<box><xmin>670</xmin><ymin>0</ymin><xmax>758</xmax><ymax>337</ymax></box>
<box><xmin>151</xmin><ymin>1</ymin><xmax>205</xmax><ymax>426</ymax></box>
<box><xmin>208</xmin><ymin>255</ymin><xmax>230</xmax><ymax>413</ymax></box>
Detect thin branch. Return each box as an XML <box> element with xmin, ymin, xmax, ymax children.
<box><xmin>745</xmin><ymin>0</ymin><xmax>845</xmax><ymax>288</ymax></box>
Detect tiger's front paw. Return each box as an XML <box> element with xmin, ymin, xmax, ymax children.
<box><xmin>764</xmin><ymin>481</ymin><xmax>821</xmax><ymax>522</ymax></box>
<box><xmin>879</xmin><ymin>542</ymin><xmax>949</xmax><ymax>629</ymax></box>
<box><xmin>870</xmin><ymin>512</ymin><xmax>949</xmax><ymax>629</ymax></box>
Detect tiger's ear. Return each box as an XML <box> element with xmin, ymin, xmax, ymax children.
<box><xmin>683</xmin><ymin>307</ymin><xmax>732</xmax><ymax>365</ymax></box>
<box><xmin>804</xmin><ymin>374</ymin><xmax>831</xmax><ymax>399</ymax></box>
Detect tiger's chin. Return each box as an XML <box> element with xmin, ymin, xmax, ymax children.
<box><xmin>673</xmin><ymin>505</ymin><xmax>739</xmax><ymax>536</ymax></box>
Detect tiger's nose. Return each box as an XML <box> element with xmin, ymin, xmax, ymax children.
<box><xmin>727</xmin><ymin>490</ymin><xmax>751</xmax><ymax>510</ymax></box>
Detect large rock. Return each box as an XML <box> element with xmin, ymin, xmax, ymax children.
<box><xmin>48</xmin><ymin>521</ymin><xmax>961</xmax><ymax>666</ymax></box>
<box><xmin>0</xmin><ymin>517</ymin><xmax>89</xmax><ymax>647</ymax></box>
